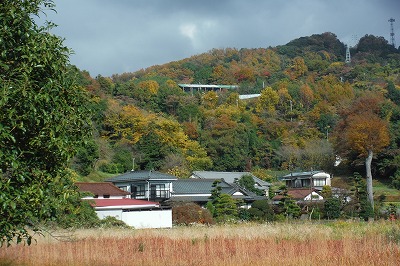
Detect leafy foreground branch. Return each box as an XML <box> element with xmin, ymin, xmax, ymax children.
<box><xmin>0</xmin><ymin>0</ymin><xmax>94</xmax><ymax>246</ymax></box>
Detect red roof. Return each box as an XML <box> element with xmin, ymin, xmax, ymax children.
<box><xmin>75</xmin><ymin>182</ymin><xmax>130</xmax><ymax>197</ymax></box>
<box><xmin>88</xmin><ymin>198</ymin><xmax>160</xmax><ymax>208</ymax></box>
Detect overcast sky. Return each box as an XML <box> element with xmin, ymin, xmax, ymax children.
<box><xmin>41</xmin><ymin>0</ymin><xmax>399</xmax><ymax>77</ymax></box>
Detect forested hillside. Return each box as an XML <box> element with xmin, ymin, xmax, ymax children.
<box><xmin>72</xmin><ymin>32</ymin><xmax>400</xmax><ymax>186</ymax></box>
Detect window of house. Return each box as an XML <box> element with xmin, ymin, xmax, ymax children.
<box><xmin>302</xmin><ymin>179</ymin><xmax>311</xmax><ymax>187</ymax></box>
<box><xmin>313</xmin><ymin>179</ymin><xmax>326</xmax><ymax>186</ymax></box>
<box><xmin>151</xmin><ymin>184</ymin><xmax>166</xmax><ymax>198</ymax></box>
<box><xmin>132</xmin><ymin>184</ymin><xmax>145</xmax><ymax>197</ymax></box>
<box><xmin>118</xmin><ymin>186</ymin><xmax>128</xmax><ymax>192</ymax></box>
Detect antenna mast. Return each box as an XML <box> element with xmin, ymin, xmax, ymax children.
<box><xmin>389</xmin><ymin>17</ymin><xmax>396</xmax><ymax>47</ymax></box>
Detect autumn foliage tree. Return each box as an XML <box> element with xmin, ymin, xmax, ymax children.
<box><xmin>333</xmin><ymin>93</ymin><xmax>390</xmax><ymax>211</ymax></box>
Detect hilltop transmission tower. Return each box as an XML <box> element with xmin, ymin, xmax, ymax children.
<box><xmin>345</xmin><ymin>44</ymin><xmax>351</xmax><ymax>63</ymax></box>
<box><xmin>389</xmin><ymin>17</ymin><xmax>396</xmax><ymax>47</ymax></box>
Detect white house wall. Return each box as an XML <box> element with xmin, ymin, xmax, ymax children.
<box><xmin>326</xmin><ymin>177</ymin><xmax>331</xmax><ymax>186</ymax></box>
<box><xmin>304</xmin><ymin>192</ymin><xmax>324</xmax><ymax>201</ymax></box>
<box><xmin>121</xmin><ymin>209</ymin><xmax>172</xmax><ymax>229</ymax></box>
<box><xmin>95</xmin><ymin>209</ymin><xmax>172</xmax><ymax>229</ymax></box>
<box><xmin>313</xmin><ymin>173</ymin><xmax>331</xmax><ymax>186</ymax></box>
<box><xmin>96</xmin><ymin>209</ymin><xmax>123</xmax><ymax>220</ymax></box>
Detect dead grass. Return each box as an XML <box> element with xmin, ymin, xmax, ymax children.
<box><xmin>1</xmin><ymin>221</ymin><xmax>400</xmax><ymax>266</ymax></box>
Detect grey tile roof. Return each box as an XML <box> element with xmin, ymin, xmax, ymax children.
<box><xmin>106</xmin><ymin>170</ymin><xmax>177</xmax><ymax>183</ymax></box>
<box><xmin>172</xmin><ymin>179</ymin><xmax>236</xmax><ymax>195</ymax></box>
<box><xmin>169</xmin><ymin>194</ymin><xmax>260</xmax><ymax>203</ymax></box>
<box><xmin>171</xmin><ymin>179</ymin><xmax>266</xmax><ymax>203</ymax></box>
<box><xmin>168</xmin><ymin>195</ymin><xmax>212</xmax><ymax>202</ymax></box>
<box><xmin>191</xmin><ymin>171</ymin><xmax>270</xmax><ymax>187</ymax></box>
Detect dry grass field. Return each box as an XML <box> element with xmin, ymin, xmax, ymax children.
<box><xmin>1</xmin><ymin>220</ymin><xmax>400</xmax><ymax>266</ymax></box>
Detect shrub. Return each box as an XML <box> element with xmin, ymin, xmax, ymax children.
<box><xmin>44</xmin><ymin>183</ymin><xmax>101</xmax><ymax>230</ymax></box>
<box><xmin>172</xmin><ymin>203</ymin><xmax>214</xmax><ymax>225</ymax></box>
<box><xmin>99</xmin><ymin>216</ymin><xmax>131</xmax><ymax>229</ymax></box>
<box><xmin>248</xmin><ymin>200</ymin><xmax>275</xmax><ymax>221</ymax></box>
<box><xmin>390</xmin><ymin>170</ymin><xmax>400</xmax><ymax>189</ymax></box>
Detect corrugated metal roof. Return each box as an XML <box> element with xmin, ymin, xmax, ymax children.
<box><xmin>106</xmin><ymin>170</ymin><xmax>177</xmax><ymax>183</ymax></box>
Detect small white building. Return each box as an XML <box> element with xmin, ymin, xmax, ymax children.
<box><xmin>76</xmin><ymin>182</ymin><xmax>172</xmax><ymax>229</ymax></box>
<box><xmin>90</xmin><ymin>198</ymin><xmax>172</xmax><ymax>229</ymax></box>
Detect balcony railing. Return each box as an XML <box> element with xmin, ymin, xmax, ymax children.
<box><xmin>131</xmin><ymin>189</ymin><xmax>171</xmax><ymax>201</ymax></box>
<box><xmin>150</xmin><ymin>189</ymin><xmax>171</xmax><ymax>201</ymax></box>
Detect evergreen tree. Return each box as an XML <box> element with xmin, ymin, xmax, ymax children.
<box><xmin>208</xmin><ymin>180</ymin><xmax>238</xmax><ymax>222</ymax></box>
<box><xmin>324</xmin><ymin>198</ymin><xmax>341</xmax><ymax>219</ymax></box>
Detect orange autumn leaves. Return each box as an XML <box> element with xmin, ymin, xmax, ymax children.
<box><xmin>334</xmin><ymin>93</ymin><xmax>390</xmax><ymax>157</ymax></box>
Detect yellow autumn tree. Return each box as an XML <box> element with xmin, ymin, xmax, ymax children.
<box><xmin>202</xmin><ymin>91</ymin><xmax>219</xmax><ymax>109</ymax></box>
<box><xmin>138</xmin><ymin>80</ymin><xmax>159</xmax><ymax>95</ymax></box>
<box><xmin>103</xmin><ymin>100</ymin><xmax>153</xmax><ymax>145</ymax></box>
<box><xmin>255</xmin><ymin>86</ymin><xmax>279</xmax><ymax>115</ymax></box>
<box><xmin>287</xmin><ymin>56</ymin><xmax>308</xmax><ymax>79</ymax></box>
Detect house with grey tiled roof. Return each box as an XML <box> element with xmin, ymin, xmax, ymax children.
<box><xmin>280</xmin><ymin>171</ymin><xmax>331</xmax><ymax>190</ymax></box>
<box><xmin>169</xmin><ymin>178</ymin><xmax>265</xmax><ymax>208</ymax></box>
<box><xmin>190</xmin><ymin>171</ymin><xmax>271</xmax><ymax>196</ymax></box>
<box><xmin>106</xmin><ymin>170</ymin><xmax>177</xmax><ymax>202</ymax></box>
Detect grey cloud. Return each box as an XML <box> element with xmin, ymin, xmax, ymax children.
<box><xmin>46</xmin><ymin>0</ymin><xmax>398</xmax><ymax>76</ymax></box>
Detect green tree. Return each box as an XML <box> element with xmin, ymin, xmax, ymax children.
<box><xmin>0</xmin><ymin>0</ymin><xmax>92</xmax><ymax>245</ymax></box>
<box><xmin>236</xmin><ymin>175</ymin><xmax>264</xmax><ymax>196</ymax></box>
<box><xmin>248</xmin><ymin>200</ymin><xmax>274</xmax><ymax>221</ymax></box>
<box><xmin>320</xmin><ymin>185</ymin><xmax>333</xmax><ymax>198</ymax></box>
<box><xmin>324</xmin><ymin>198</ymin><xmax>341</xmax><ymax>219</ymax></box>
<box><xmin>350</xmin><ymin>172</ymin><xmax>374</xmax><ymax>220</ymax></box>
<box><xmin>277</xmin><ymin>186</ymin><xmax>301</xmax><ymax>219</ymax></box>
<box><xmin>208</xmin><ymin>180</ymin><xmax>238</xmax><ymax>222</ymax></box>
<box><xmin>212</xmin><ymin>194</ymin><xmax>238</xmax><ymax>222</ymax></box>
<box><xmin>73</xmin><ymin>139</ymin><xmax>99</xmax><ymax>176</ymax></box>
